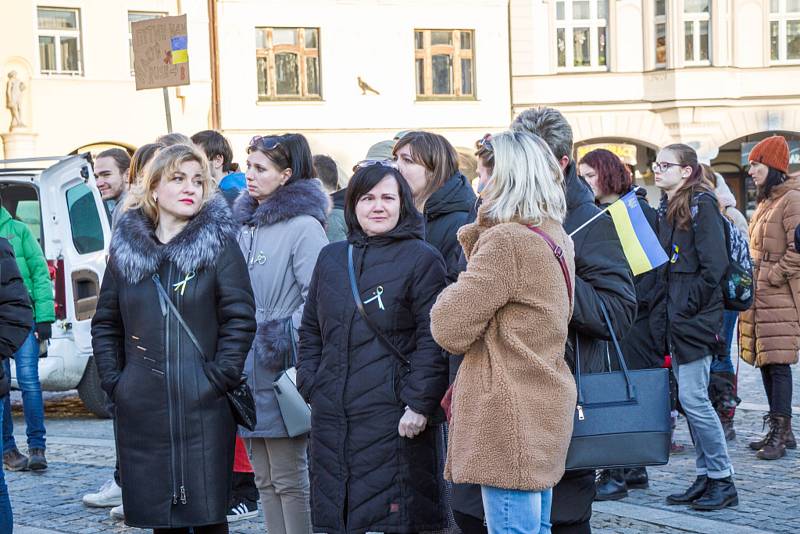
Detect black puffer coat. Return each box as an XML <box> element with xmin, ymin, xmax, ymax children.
<box><xmin>297</xmin><ymin>210</ymin><xmax>448</xmax><ymax>534</ymax></box>
<box><xmin>0</xmin><ymin>237</ymin><xmax>33</xmax><ymax>394</ymax></box>
<box><xmin>92</xmin><ymin>196</ymin><xmax>257</xmax><ymax>529</ymax></box>
<box><xmin>424</xmin><ymin>171</ymin><xmax>476</xmax><ymax>283</ymax></box>
<box><xmin>651</xmin><ymin>191</ymin><xmax>727</xmax><ymax>365</ymax></box>
<box><xmin>552</xmin><ymin>164</ymin><xmax>637</xmax><ymax>532</ymax></box>
<box><xmin>600</xmin><ymin>187</ymin><xmax>663</xmax><ymax>370</ymax></box>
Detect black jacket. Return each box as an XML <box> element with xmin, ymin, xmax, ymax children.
<box><xmin>0</xmin><ymin>237</ymin><xmax>33</xmax><ymax>394</ymax></box>
<box><xmin>600</xmin><ymin>188</ymin><xmax>663</xmax><ymax>370</ymax></box>
<box><xmin>651</xmin><ymin>191</ymin><xmax>727</xmax><ymax>365</ymax></box>
<box><xmin>92</xmin><ymin>196</ymin><xmax>256</xmax><ymax>529</ymax></box>
<box><xmin>297</xmin><ymin>210</ymin><xmax>448</xmax><ymax>534</ymax></box>
<box><xmin>424</xmin><ymin>172</ymin><xmax>476</xmax><ymax>283</ymax></box>
<box><xmin>552</xmin><ymin>163</ymin><xmax>637</xmax><ymax>531</ymax></box>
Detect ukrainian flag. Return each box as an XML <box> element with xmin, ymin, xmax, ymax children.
<box><xmin>607</xmin><ymin>189</ymin><xmax>668</xmax><ymax>276</ymax></box>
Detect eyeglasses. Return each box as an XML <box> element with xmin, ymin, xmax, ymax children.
<box><xmin>352</xmin><ymin>159</ymin><xmax>398</xmax><ymax>172</ymax></box>
<box><xmin>475</xmin><ymin>133</ymin><xmax>493</xmax><ymax>152</ymax></box>
<box><xmin>651</xmin><ymin>161</ymin><xmax>683</xmax><ymax>173</ymax></box>
<box><xmin>249</xmin><ymin>135</ymin><xmax>282</xmax><ymax>151</ymax></box>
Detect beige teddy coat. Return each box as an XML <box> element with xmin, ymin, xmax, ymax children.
<box><xmin>430</xmin><ymin>212</ymin><xmax>577</xmax><ymax>491</ymax></box>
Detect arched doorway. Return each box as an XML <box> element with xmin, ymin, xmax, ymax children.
<box><xmin>711</xmin><ymin>131</ymin><xmax>800</xmax><ymax>219</ymax></box>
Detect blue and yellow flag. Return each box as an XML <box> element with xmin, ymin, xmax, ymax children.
<box><xmin>607</xmin><ymin>189</ymin><xmax>668</xmax><ymax>276</ymax></box>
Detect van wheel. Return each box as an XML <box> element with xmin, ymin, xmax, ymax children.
<box><xmin>77</xmin><ymin>357</ymin><xmax>112</xmax><ymax>419</ymax></box>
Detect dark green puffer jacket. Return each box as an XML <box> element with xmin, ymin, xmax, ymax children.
<box><xmin>0</xmin><ymin>207</ymin><xmax>55</xmax><ymax>323</ymax></box>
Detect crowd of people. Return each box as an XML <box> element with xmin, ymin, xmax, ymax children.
<box><xmin>0</xmin><ymin>106</ymin><xmax>798</xmax><ymax>534</ymax></box>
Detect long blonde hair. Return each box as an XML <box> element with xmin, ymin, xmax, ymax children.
<box><xmin>482</xmin><ymin>130</ymin><xmax>567</xmax><ymax>225</ymax></box>
<box><xmin>122</xmin><ymin>144</ymin><xmax>213</xmax><ymax>225</ymax></box>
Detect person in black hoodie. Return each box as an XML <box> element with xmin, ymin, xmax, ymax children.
<box><xmin>296</xmin><ymin>163</ymin><xmax>448</xmax><ymax>533</ymax></box>
<box><xmin>578</xmin><ymin>148</ymin><xmax>661</xmax><ymax>501</ymax></box>
<box><xmin>393</xmin><ymin>131</ymin><xmax>476</xmax><ymax>282</ymax></box>
<box><xmin>651</xmin><ymin>143</ymin><xmax>737</xmax><ymax>511</ymax></box>
<box><xmin>511</xmin><ymin>108</ymin><xmax>637</xmax><ymax>534</ymax></box>
<box><xmin>0</xmin><ymin>236</ymin><xmax>34</xmax><ymax>531</ymax></box>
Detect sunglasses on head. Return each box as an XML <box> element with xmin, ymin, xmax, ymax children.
<box><xmin>352</xmin><ymin>159</ymin><xmax>398</xmax><ymax>172</ymax></box>
<box><xmin>249</xmin><ymin>135</ymin><xmax>282</xmax><ymax>151</ymax></box>
<box><xmin>475</xmin><ymin>133</ymin><xmax>493</xmax><ymax>152</ymax></box>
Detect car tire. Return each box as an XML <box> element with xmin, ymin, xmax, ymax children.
<box><xmin>77</xmin><ymin>357</ymin><xmax>112</xmax><ymax>419</ymax></box>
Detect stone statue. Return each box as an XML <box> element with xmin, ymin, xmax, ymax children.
<box><xmin>6</xmin><ymin>71</ymin><xmax>26</xmax><ymax>130</ymax></box>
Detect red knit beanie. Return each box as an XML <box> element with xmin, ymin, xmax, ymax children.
<box><xmin>749</xmin><ymin>135</ymin><xmax>789</xmax><ymax>174</ymax></box>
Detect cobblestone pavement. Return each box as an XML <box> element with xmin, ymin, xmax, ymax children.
<box><xmin>7</xmin><ymin>355</ymin><xmax>799</xmax><ymax>533</ymax></box>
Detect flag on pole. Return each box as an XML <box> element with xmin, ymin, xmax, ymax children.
<box><xmin>607</xmin><ymin>189</ymin><xmax>668</xmax><ymax>276</ymax></box>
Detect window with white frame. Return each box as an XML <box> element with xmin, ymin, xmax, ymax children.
<box><xmin>37</xmin><ymin>7</ymin><xmax>82</xmax><ymax>75</ymax></box>
<box><xmin>555</xmin><ymin>0</ymin><xmax>609</xmax><ymax>70</ymax></box>
<box><xmin>769</xmin><ymin>0</ymin><xmax>800</xmax><ymax>62</ymax></box>
<box><xmin>654</xmin><ymin>0</ymin><xmax>667</xmax><ymax>68</ymax></box>
<box><xmin>128</xmin><ymin>11</ymin><xmax>166</xmax><ymax>74</ymax></box>
<box><xmin>684</xmin><ymin>0</ymin><xmax>711</xmax><ymax>64</ymax></box>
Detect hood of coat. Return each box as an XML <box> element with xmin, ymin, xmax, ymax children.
<box><xmin>233</xmin><ymin>178</ymin><xmax>331</xmax><ymax>227</ymax></box>
<box><xmin>331</xmin><ymin>187</ymin><xmax>347</xmax><ymax>211</ymax></box>
<box><xmin>564</xmin><ymin>161</ymin><xmax>596</xmax><ymax>213</ymax></box>
<box><xmin>714</xmin><ymin>176</ymin><xmax>737</xmax><ymax>209</ymax></box>
<box><xmin>348</xmin><ymin>204</ymin><xmax>426</xmax><ymax>247</ymax></box>
<box><xmin>110</xmin><ymin>194</ymin><xmax>238</xmax><ymax>284</ymax></box>
<box><xmin>425</xmin><ymin>172</ymin><xmax>476</xmax><ymax>220</ymax></box>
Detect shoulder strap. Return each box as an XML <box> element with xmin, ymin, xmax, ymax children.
<box><xmin>152</xmin><ymin>274</ymin><xmax>207</xmax><ymax>361</ymax></box>
<box><xmin>526</xmin><ymin>225</ymin><xmax>572</xmax><ymax>303</ymax></box>
<box><xmin>347</xmin><ymin>245</ymin><xmax>410</xmax><ymax>367</ymax></box>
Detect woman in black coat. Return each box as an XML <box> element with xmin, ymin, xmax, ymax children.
<box><xmin>297</xmin><ymin>163</ymin><xmax>449</xmax><ymax>533</ymax></box>
<box><xmin>578</xmin><ymin>148</ymin><xmax>662</xmax><ymax>500</ymax></box>
<box><xmin>92</xmin><ymin>144</ymin><xmax>257</xmax><ymax>533</ymax></box>
<box><xmin>651</xmin><ymin>143</ymin><xmax>737</xmax><ymax>511</ymax></box>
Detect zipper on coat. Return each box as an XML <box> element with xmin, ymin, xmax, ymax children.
<box><xmin>163</xmin><ymin>270</ymin><xmax>179</xmax><ymax>506</ymax></box>
<box><xmin>175</xmin><ymin>287</ymin><xmax>188</xmax><ymax>505</ymax></box>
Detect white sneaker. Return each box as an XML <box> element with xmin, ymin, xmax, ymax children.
<box><xmin>82</xmin><ymin>479</ymin><xmax>122</xmax><ymax>507</ymax></box>
<box><xmin>110</xmin><ymin>504</ymin><xmax>125</xmax><ymax>521</ymax></box>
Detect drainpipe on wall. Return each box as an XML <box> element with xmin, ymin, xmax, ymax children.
<box><xmin>208</xmin><ymin>0</ymin><xmax>221</xmax><ymax>130</ymax></box>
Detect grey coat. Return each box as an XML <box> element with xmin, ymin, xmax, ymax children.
<box><xmin>234</xmin><ymin>180</ymin><xmax>330</xmax><ymax>438</ymax></box>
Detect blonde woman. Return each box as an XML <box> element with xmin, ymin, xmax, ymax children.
<box><xmin>92</xmin><ymin>144</ymin><xmax>257</xmax><ymax>533</ymax></box>
<box><xmin>431</xmin><ymin>131</ymin><xmax>576</xmax><ymax>534</ymax></box>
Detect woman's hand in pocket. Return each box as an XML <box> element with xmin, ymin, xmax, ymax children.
<box><xmin>398</xmin><ymin>407</ymin><xmax>427</xmax><ymax>439</ymax></box>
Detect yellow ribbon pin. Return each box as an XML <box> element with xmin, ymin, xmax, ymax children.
<box><xmin>172</xmin><ymin>271</ymin><xmax>196</xmax><ymax>296</ymax></box>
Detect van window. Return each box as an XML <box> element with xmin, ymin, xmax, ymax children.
<box><xmin>15</xmin><ymin>201</ymin><xmax>42</xmax><ymax>243</ymax></box>
<box><xmin>0</xmin><ymin>183</ymin><xmax>43</xmax><ymax>246</ymax></box>
<box><xmin>65</xmin><ymin>183</ymin><xmax>104</xmax><ymax>253</ymax></box>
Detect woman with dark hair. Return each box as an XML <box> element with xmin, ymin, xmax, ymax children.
<box><xmin>296</xmin><ymin>162</ymin><xmax>449</xmax><ymax>534</ymax></box>
<box><xmin>739</xmin><ymin>135</ymin><xmax>800</xmax><ymax>461</ymax></box>
<box><xmin>652</xmin><ymin>143</ymin><xmax>737</xmax><ymax>511</ymax></box>
<box><xmin>91</xmin><ymin>144</ymin><xmax>257</xmax><ymax>533</ymax></box>
<box><xmin>578</xmin><ymin>148</ymin><xmax>661</xmax><ymax>500</ymax></box>
<box><xmin>234</xmin><ymin>133</ymin><xmax>328</xmax><ymax>534</ymax></box>
<box><xmin>393</xmin><ymin>131</ymin><xmax>476</xmax><ymax>282</ymax></box>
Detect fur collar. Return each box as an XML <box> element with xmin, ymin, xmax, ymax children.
<box><xmin>110</xmin><ymin>193</ymin><xmax>237</xmax><ymax>284</ymax></box>
<box><xmin>233</xmin><ymin>179</ymin><xmax>330</xmax><ymax>227</ymax></box>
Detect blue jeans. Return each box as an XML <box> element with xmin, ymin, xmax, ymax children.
<box><xmin>2</xmin><ymin>329</ymin><xmax>46</xmax><ymax>452</ymax></box>
<box><xmin>673</xmin><ymin>355</ymin><xmax>733</xmax><ymax>479</ymax></box>
<box><xmin>0</xmin><ymin>391</ymin><xmax>13</xmax><ymax>531</ymax></box>
<box><xmin>481</xmin><ymin>485</ymin><xmax>552</xmax><ymax>534</ymax></box>
<box><xmin>711</xmin><ymin>311</ymin><xmax>738</xmax><ymax>374</ymax></box>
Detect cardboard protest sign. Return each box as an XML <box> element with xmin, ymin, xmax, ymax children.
<box><xmin>132</xmin><ymin>14</ymin><xmax>190</xmax><ymax>90</ymax></box>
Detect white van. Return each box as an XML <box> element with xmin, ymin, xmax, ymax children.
<box><xmin>0</xmin><ymin>154</ymin><xmax>111</xmax><ymax>417</ymax></box>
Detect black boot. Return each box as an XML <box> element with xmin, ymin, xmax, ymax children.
<box><xmin>624</xmin><ymin>467</ymin><xmax>649</xmax><ymax>489</ymax></box>
<box><xmin>666</xmin><ymin>475</ymin><xmax>707</xmax><ymax>505</ymax></box>
<box><xmin>691</xmin><ymin>477</ymin><xmax>738</xmax><ymax>510</ymax></box>
<box><xmin>595</xmin><ymin>468</ymin><xmax>628</xmax><ymax>501</ymax></box>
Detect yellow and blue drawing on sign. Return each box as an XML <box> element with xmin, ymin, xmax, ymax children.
<box><xmin>607</xmin><ymin>189</ymin><xmax>669</xmax><ymax>276</ymax></box>
<box><xmin>171</xmin><ymin>35</ymin><xmax>188</xmax><ymax>64</ymax></box>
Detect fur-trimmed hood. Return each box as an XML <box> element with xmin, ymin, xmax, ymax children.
<box><xmin>109</xmin><ymin>194</ymin><xmax>238</xmax><ymax>284</ymax></box>
<box><xmin>233</xmin><ymin>178</ymin><xmax>330</xmax><ymax>227</ymax></box>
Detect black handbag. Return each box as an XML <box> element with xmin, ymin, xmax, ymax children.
<box><xmin>565</xmin><ymin>301</ymin><xmax>671</xmax><ymax>471</ymax></box>
<box><xmin>152</xmin><ymin>275</ymin><xmax>257</xmax><ymax>431</ymax></box>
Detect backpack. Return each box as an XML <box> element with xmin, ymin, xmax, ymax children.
<box><xmin>691</xmin><ymin>192</ymin><xmax>754</xmax><ymax>311</ymax></box>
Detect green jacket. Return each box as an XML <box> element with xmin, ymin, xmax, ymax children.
<box><xmin>0</xmin><ymin>207</ymin><xmax>55</xmax><ymax>323</ymax></box>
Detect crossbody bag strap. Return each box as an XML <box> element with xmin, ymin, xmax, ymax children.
<box><xmin>152</xmin><ymin>274</ymin><xmax>208</xmax><ymax>361</ymax></box>
<box><xmin>526</xmin><ymin>224</ymin><xmax>573</xmax><ymax>303</ymax></box>
<box><xmin>347</xmin><ymin>244</ymin><xmax>410</xmax><ymax>367</ymax></box>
